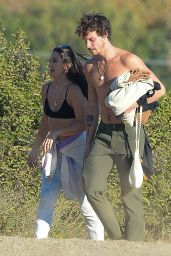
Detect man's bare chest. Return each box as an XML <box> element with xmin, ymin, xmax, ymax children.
<box><xmin>90</xmin><ymin>61</ymin><xmax>128</xmax><ymax>87</ymax></box>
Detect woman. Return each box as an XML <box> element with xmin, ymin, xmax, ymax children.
<box><xmin>28</xmin><ymin>45</ymin><xmax>104</xmax><ymax>240</ymax></box>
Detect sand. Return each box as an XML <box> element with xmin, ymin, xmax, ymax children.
<box><xmin>0</xmin><ymin>236</ymin><xmax>170</xmax><ymax>256</ymax></box>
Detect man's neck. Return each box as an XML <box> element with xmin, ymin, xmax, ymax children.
<box><xmin>98</xmin><ymin>43</ymin><xmax>117</xmax><ymax>63</ymax></box>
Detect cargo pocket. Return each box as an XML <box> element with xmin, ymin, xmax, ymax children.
<box><xmin>111</xmin><ymin>130</ymin><xmax>128</xmax><ymax>154</ymax></box>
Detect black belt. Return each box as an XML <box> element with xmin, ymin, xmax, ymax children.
<box><xmin>100</xmin><ymin>121</ymin><xmax>125</xmax><ymax>131</ymax></box>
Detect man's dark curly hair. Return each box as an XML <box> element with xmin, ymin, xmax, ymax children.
<box><xmin>75</xmin><ymin>12</ymin><xmax>112</xmax><ymax>40</ymax></box>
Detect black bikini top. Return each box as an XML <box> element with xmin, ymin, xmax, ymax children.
<box><xmin>44</xmin><ymin>83</ymin><xmax>75</xmax><ymax>119</ymax></box>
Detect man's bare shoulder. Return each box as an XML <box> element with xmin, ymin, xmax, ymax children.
<box><xmin>120</xmin><ymin>50</ymin><xmax>144</xmax><ymax>68</ymax></box>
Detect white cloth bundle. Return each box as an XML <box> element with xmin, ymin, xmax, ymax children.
<box><xmin>105</xmin><ymin>71</ymin><xmax>154</xmax><ymax>126</ymax></box>
<box><xmin>41</xmin><ymin>143</ymin><xmax>57</xmax><ymax>179</ymax></box>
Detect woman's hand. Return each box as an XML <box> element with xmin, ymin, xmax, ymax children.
<box><xmin>43</xmin><ymin>130</ymin><xmax>59</xmax><ymax>154</ymax></box>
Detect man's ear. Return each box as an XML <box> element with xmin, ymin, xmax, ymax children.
<box><xmin>102</xmin><ymin>33</ymin><xmax>108</xmax><ymax>39</ymax></box>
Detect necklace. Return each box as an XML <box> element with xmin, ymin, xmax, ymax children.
<box><xmin>97</xmin><ymin>56</ymin><xmax>115</xmax><ymax>81</ymax></box>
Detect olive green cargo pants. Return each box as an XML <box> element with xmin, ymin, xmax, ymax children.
<box><xmin>83</xmin><ymin>121</ymin><xmax>145</xmax><ymax>241</ymax></box>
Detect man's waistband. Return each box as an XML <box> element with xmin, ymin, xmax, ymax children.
<box><xmin>99</xmin><ymin>121</ymin><xmax>125</xmax><ymax>131</ymax></box>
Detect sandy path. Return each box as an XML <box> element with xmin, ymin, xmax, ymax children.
<box><xmin>0</xmin><ymin>236</ymin><xmax>170</xmax><ymax>256</ymax></box>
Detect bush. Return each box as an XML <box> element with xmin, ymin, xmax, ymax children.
<box><xmin>0</xmin><ymin>26</ymin><xmax>42</xmax><ymax>236</ymax></box>
<box><xmin>0</xmin><ymin>25</ymin><xmax>41</xmax><ymax>188</ymax></box>
<box><xmin>143</xmin><ymin>91</ymin><xmax>171</xmax><ymax>240</ymax></box>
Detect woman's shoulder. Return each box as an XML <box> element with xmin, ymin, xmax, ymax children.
<box><xmin>67</xmin><ymin>82</ymin><xmax>84</xmax><ymax>99</ymax></box>
<box><xmin>66</xmin><ymin>83</ymin><xmax>86</xmax><ymax>107</ymax></box>
<box><xmin>67</xmin><ymin>82</ymin><xmax>81</xmax><ymax>93</ymax></box>
<box><xmin>41</xmin><ymin>80</ymin><xmax>52</xmax><ymax>91</ymax></box>
<box><xmin>41</xmin><ymin>80</ymin><xmax>52</xmax><ymax>99</ymax></box>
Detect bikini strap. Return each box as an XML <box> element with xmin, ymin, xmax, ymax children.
<box><xmin>45</xmin><ymin>82</ymin><xmax>51</xmax><ymax>98</ymax></box>
<box><xmin>64</xmin><ymin>83</ymin><xmax>72</xmax><ymax>99</ymax></box>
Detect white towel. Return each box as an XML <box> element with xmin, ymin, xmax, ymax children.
<box><xmin>105</xmin><ymin>72</ymin><xmax>154</xmax><ymax>126</ymax></box>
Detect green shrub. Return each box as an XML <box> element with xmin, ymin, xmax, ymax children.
<box><xmin>0</xmin><ymin>25</ymin><xmax>41</xmax><ymax>191</ymax></box>
<box><xmin>143</xmin><ymin>91</ymin><xmax>171</xmax><ymax>240</ymax></box>
<box><xmin>0</xmin><ymin>26</ymin><xmax>42</xmax><ymax>235</ymax></box>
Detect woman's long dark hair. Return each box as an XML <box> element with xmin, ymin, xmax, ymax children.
<box><xmin>53</xmin><ymin>45</ymin><xmax>88</xmax><ymax>99</ymax></box>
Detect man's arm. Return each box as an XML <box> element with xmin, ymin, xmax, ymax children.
<box><xmin>84</xmin><ymin>62</ymin><xmax>99</xmax><ymax>158</ymax></box>
<box><xmin>86</xmin><ymin>100</ymin><xmax>99</xmax><ymax>148</ymax></box>
<box><xmin>123</xmin><ymin>52</ymin><xmax>166</xmax><ymax>105</ymax></box>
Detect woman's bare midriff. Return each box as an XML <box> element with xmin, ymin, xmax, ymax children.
<box><xmin>57</xmin><ymin>133</ymin><xmax>83</xmax><ymax>141</ymax></box>
<box><xmin>48</xmin><ymin>117</ymin><xmax>85</xmax><ymax>141</ymax></box>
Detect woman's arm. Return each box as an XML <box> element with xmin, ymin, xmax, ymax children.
<box><xmin>28</xmin><ymin>84</ymin><xmax>49</xmax><ymax>167</ymax></box>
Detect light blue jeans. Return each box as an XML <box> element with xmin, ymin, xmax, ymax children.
<box><xmin>36</xmin><ymin>152</ymin><xmax>104</xmax><ymax>240</ymax></box>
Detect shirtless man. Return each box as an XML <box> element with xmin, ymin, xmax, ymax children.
<box><xmin>76</xmin><ymin>12</ymin><xmax>165</xmax><ymax>241</ymax></box>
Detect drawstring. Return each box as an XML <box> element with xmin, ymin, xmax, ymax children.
<box><xmin>135</xmin><ymin>106</ymin><xmax>143</xmax><ymax>152</ymax></box>
<box><xmin>128</xmin><ymin>106</ymin><xmax>144</xmax><ymax>188</ymax></box>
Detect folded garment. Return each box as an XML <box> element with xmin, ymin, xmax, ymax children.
<box><xmin>105</xmin><ymin>71</ymin><xmax>154</xmax><ymax>126</ymax></box>
<box><xmin>106</xmin><ymin>77</ymin><xmax>154</xmax><ymax>116</ymax></box>
<box><xmin>41</xmin><ymin>132</ymin><xmax>86</xmax><ymax>199</ymax></box>
<box><xmin>117</xmin><ymin>109</ymin><xmax>136</xmax><ymax>126</ymax></box>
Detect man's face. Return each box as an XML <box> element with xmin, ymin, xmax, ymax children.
<box><xmin>83</xmin><ymin>31</ymin><xmax>106</xmax><ymax>55</ymax></box>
